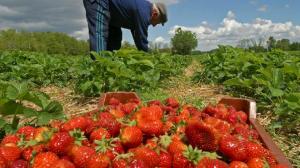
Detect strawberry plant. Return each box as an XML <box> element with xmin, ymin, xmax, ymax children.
<box><xmin>0</xmin><ymin>81</ymin><xmax>65</xmax><ymax>137</ymax></box>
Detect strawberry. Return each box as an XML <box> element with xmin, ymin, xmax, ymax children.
<box><xmin>197</xmin><ymin>157</ymin><xmax>229</xmax><ymax>168</ymax></box>
<box><xmin>172</xmin><ymin>152</ymin><xmax>192</xmax><ymax>168</ymax></box>
<box><xmin>245</xmin><ymin>142</ymin><xmax>267</xmax><ymax>160</ymax></box>
<box><xmin>137</xmin><ymin>106</ymin><xmax>163</xmax><ymax>121</ymax></box>
<box><xmin>34</xmin><ymin>127</ymin><xmax>51</xmax><ymax>143</ymax></box>
<box><xmin>147</xmin><ymin>100</ymin><xmax>162</xmax><ymax>107</ymax></box>
<box><xmin>10</xmin><ymin>159</ymin><xmax>30</xmax><ymax>168</ymax></box>
<box><xmin>165</xmin><ymin>97</ymin><xmax>179</xmax><ymax>108</ymax></box>
<box><xmin>90</xmin><ymin>128</ymin><xmax>111</xmax><ymax>143</ymax></box>
<box><xmin>204</xmin><ymin>117</ymin><xmax>231</xmax><ymax>134</ymax></box>
<box><xmin>87</xmin><ymin>153</ymin><xmax>111</xmax><ymax>168</ymax></box>
<box><xmin>69</xmin><ymin>145</ymin><xmax>96</xmax><ymax>168</ymax></box>
<box><xmin>98</xmin><ymin>112</ymin><xmax>121</xmax><ymax>137</ymax></box>
<box><xmin>164</xmin><ymin>135</ymin><xmax>187</xmax><ymax>156</ymax></box>
<box><xmin>128</xmin><ymin>159</ymin><xmax>148</xmax><ymax>168</ymax></box>
<box><xmin>112</xmin><ymin>158</ymin><xmax>128</xmax><ymax>168</ymax></box>
<box><xmin>22</xmin><ymin>144</ymin><xmax>46</xmax><ymax>161</ymax></box>
<box><xmin>121</xmin><ymin>102</ymin><xmax>137</xmax><ymax>115</ymax></box>
<box><xmin>48</xmin><ymin>132</ymin><xmax>74</xmax><ymax>155</ymax></box>
<box><xmin>131</xmin><ymin>147</ymin><xmax>159</xmax><ymax>167</ymax></box>
<box><xmin>229</xmin><ymin>161</ymin><xmax>248</xmax><ymax>168</ymax></box>
<box><xmin>61</xmin><ymin>116</ymin><xmax>89</xmax><ymax>132</ymax></box>
<box><xmin>109</xmin><ymin>108</ymin><xmax>125</xmax><ymax>119</ymax></box>
<box><xmin>0</xmin><ymin>146</ymin><xmax>22</xmax><ymax>162</ymax></box>
<box><xmin>51</xmin><ymin>159</ymin><xmax>76</xmax><ymax>168</ymax></box>
<box><xmin>219</xmin><ymin>134</ymin><xmax>247</xmax><ymax>161</ymax></box>
<box><xmin>17</xmin><ymin>126</ymin><xmax>36</xmax><ymax>140</ymax></box>
<box><xmin>137</xmin><ymin>119</ymin><xmax>163</xmax><ymax>136</ymax></box>
<box><xmin>120</xmin><ymin>126</ymin><xmax>143</xmax><ymax>148</ymax></box>
<box><xmin>247</xmin><ymin>158</ymin><xmax>269</xmax><ymax>168</ymax></box>
<box><xmin>32</xmin><ymin>152</ymin><xmax>59</xmax><ymax>168</ymax></box>
<box><xmin>185</xmin><ymin>120</ymin><xmax>219</xmax><ymax>151</ymax></box>
<box><xmin>1</xmin><ymin>135</ymin><xmax>20</xmax><ymax>146</ymax></box>
<box><xmin>0</xmin><ymin>155</ymin><xmax>7</xmax><ymax>168</ymax></box>
<box><xmin>158</xmin><ymin>151</ymin><xmax>172</xmax><ymax>168</ymax></box>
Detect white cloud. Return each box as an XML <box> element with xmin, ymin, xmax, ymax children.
<box><xmin>149</xmin><ymin>0</ymin><xmax>181</xmax><ymax>5</ymax></box>
<box><xmin>71</xmin><ymin>27</ymin><xmax>89</xmax><ymax>40</ymax></box>
<box><xmin>154</xmin><ymin>36</ymin><xmax>167</xmax><ymax>43</ymax></box>
<box><xmin>168</xmin><ymin>11</ymin><xmax>300</xmax><ymax>51</ymax></box>
<box><xmin>0</xmin><ymin>5</ymin><xmax>20</xmax><ymax>16</ymax></box>
<box><xmin>0</xmin><ymin>20</ymin><xmax>53</xmax><ymax>30</ymax></box>
<box><xmin>258</xmin><ymin>5</ymin><xmax>268</xmax><ymax>12</ymax></box>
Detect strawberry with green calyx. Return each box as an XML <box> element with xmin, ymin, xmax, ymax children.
<box><xmin>95</xmin><ymin>137</ymin><xmax>123</xmax><ymax>160</ymax></box>
<box><xmin>112</xmin><ymin>153</ymin><xmax>134</xmax><ymax>168</ymax></box>
<box><xmin>17</xmin><ymin>126</ymin><xmax>36</xmax><ymax>140</ymax></box>
<box><xmin>69</xmin><ymin>129</ymin><xmax>87</xmax><ymax>146</ymax></box>
<box><xmin>33</xmin><ymin>127</ymin><xmax>53</xmax><ymax>143</ymax></box>
<box><xmin>159</xmin><ymin>134</ymin><xmax>187</xmax><ymax>156</ymax></box>
<box><xmin>32</xmin><ymin>152</ymin><xmax>59</xmax><ymax>168</ymax></box>
<box><xmin>90</xmin><ymin>128</ymin><xmax>111</xmax><ymax>143</ymax></box>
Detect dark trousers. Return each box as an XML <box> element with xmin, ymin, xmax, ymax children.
<box><xmin>83</xmin><ymin>0</ymin><xmax>122</xmax><ymax>53</ymax></box>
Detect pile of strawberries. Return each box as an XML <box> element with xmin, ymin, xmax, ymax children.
<box><xmin>0</xmin><ymin>97</ymin><xmax>289</xmax><ymax>168</ymax></box>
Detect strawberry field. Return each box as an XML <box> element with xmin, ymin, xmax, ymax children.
<box><xmin>0</xmin><ymin>47</ymin><xmax>299</xmax><ymax>167</ymax></box>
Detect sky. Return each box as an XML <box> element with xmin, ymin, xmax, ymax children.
<box><xmin>0</xmin><ymin>0</ymin><xmax>299</xmax><ymax>51</ymax></box>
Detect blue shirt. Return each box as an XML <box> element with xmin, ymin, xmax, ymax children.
<box><xmin>109</xmin><ymin>0</ymin><xmax>152</xmax><ymax>51</ymax></box>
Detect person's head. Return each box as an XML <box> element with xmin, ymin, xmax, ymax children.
<box><xmin>150</xmin><ymin>3</ymin><xmax>167</xmax><ymax>27</ymax></box>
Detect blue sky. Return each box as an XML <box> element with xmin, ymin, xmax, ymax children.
<box><xmin>0</xmin><ymin>0</ymin><xmax>299</xmax><ymax>51</ymax></box>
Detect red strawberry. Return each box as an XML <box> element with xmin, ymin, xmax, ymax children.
<box><xmin>10</xmin><ymin>159</ymin><xmax>30</xmax><ymax>168</ymax></box>
<box><xmin>158</xmin><ymin>151</ymin><xmax>172</xmax><ymax>168</ymax></box>
<box><xmin>121</xmin><ymin>102</ymin><xmax>137</xmax><ymax>115</ymax></box>
<box><xmin>34</xmin><ymin>127</ymin><xmax>51</xmax><ymax>143</ymax></box>
<box><xmin>120</xmin><ymin>126</ymin><xmax>143</xmax><ymax>148</ymax></box>
<box><xmin>131</xmin><ymin>147</ymin><xmax>159</xmax><ymax>167</ymax></box>
<box><xmin>165</xmin><ymin>97</ymin><xmax>179</xmax><ymax>108</ymax></box>
<box><xmin>185</xmin><ymin>120</ymin><xmax>219</xmax><ymax>151</ymax></box>
<box><xmin>110</xmin><ymin>108</ymin><xmax>125</xmax><ymax>119</ymax></box>
<box><xmin>1</xmin><ymin>135</ymin><xmax>20</xmax><ymax>146</ymax></box>
<box><xmin>137</xmin><ymin>119</ymin><xmax>163</xmax><ymax>136</ymax></box>
<box><xmin>112</xmin><ymin>158</ymin><xmax>128</xmax><ymax>168</ymax></box>
<box><xmin>245</xmin><ymin>142</ymin><xmax>267</xmax><ymax>159</ymax></box>
<box><xmin>22</xmin><ymin>144</ymin><xmax>46</xmax><ymax>161</ymax></box>
<box><xmin>61</xmin><ymin>116</ymin><xmax>89</xmax><ymax>132</ymax></box>
<box><xmin>98</xmin><ymin>112</ymin><xmax>121</xmax><ymax>137</ymax></box>
<box><xmin>0</xmin><ymin>146</ymin><xmax>22</xmax><ymax>162</ymax></box>
<box><xmin>166</xmin><ymin>135</ymin><xmax>187</xmax><ymax>156</ymax></box>
<box><xmin>87</xmin><ymin>153</ymin><xmax>110</xmax><ymax>168</ymax></box>
<box><xmin>229</xmin><ymin>161</ymin><xmax>248</xmax><ymax>168</ymax></box>
<box><xmin>129</xmin><ymin>159</ymin><xmax>148</xmax><ymax>168</ymax></box>
<box><xmin>204</xmin><ymin>117</ymin><xmax>231</xmax><ymax>134</ymax></box>
<box><xmin>48</xmin><ymin>132</ymin><xmax>74</xmax><ymax>155</ymax></box>
<box><xmin>247</xmin><ymin>158</ymin><xmax>269</xmax><ymax>168</ymax></box>
<box><xmin>219</xmin><ymin>134</ymin><xmax>247</xmax><ymax>161</ymax></box>
<box><xmin>172</xmin><ymin>152</ymin><xmax>192</xmax><ymax>168</ymax></box>
<box><xmin>69</xmin><ymin>146</ymin><xmax>96</xmax><ymax>168</ymax></box>
<box><xmin>197</xmin><ymin>157</ymin><xmax>229</xmax><ymax>168</ymax></box>
<box><xmin>0</xmin><ymin>155</ymin><xmax>6</xmax><ymax>168</ymax></box>
<box><xmin>90</xmin><ymin>128</ymin><xmax>111</xmax><ymax>143</ymax></box>
<box><xmin>32</xmin><ymin>152</ymin><xmax>59</xmax><ymax>168</ymax></box>
<box><xmin>147</xmin><ymin>100</ymin><xmax>162</xmax><ymax>107</ymax></box>
<box><xmin>137</xmin><ymin>106</ymin><xmax>163</xmax><ymax>121</ymax></box>
<box><xmin>271</xmin><ymin>164</ymin><xmax>289</xmax><ymax>168</ymax></box>
<box><xmin>51</xmin><ymin>159</ymin><xmax>75</xmax><ymax>168</ymax></box>
<box><xmin>17</xmin><ymin>126</ymin><xmax>36</xmax><ymax>140</ymax></box>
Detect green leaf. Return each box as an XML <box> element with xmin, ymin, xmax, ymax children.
<box><xmin>0</xmin><ymin>118</ymin><xmax>6</xmax><ymax>128</ymax></box>
<box><xmin>44</xmin><ymin>101</ymin><xmax>63</xmax><ymax>114</ymax></box>
<box><xmin>0</xmin><ymin>101</ymin><xmax>24</xmax><ymax>116</ymax></box>
<box><xmin>6</xmin><ymin>83</ymin><xmax>29</xmax><ymax>100</ymax></box>
<box><xmin>36</xmin><ymin>112</ymin><xmax>53</xmax><ymax>126</ymax></box>
<box><xmin>269</xmin><ymin>87</ymin><xmax>284</xmax><ymax>97</ymax></box>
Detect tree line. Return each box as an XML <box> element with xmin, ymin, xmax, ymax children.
<box><xmin>0</xmin><ymin>29</ymin><xmax>89</xmax><ymax>55</ymax></box>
